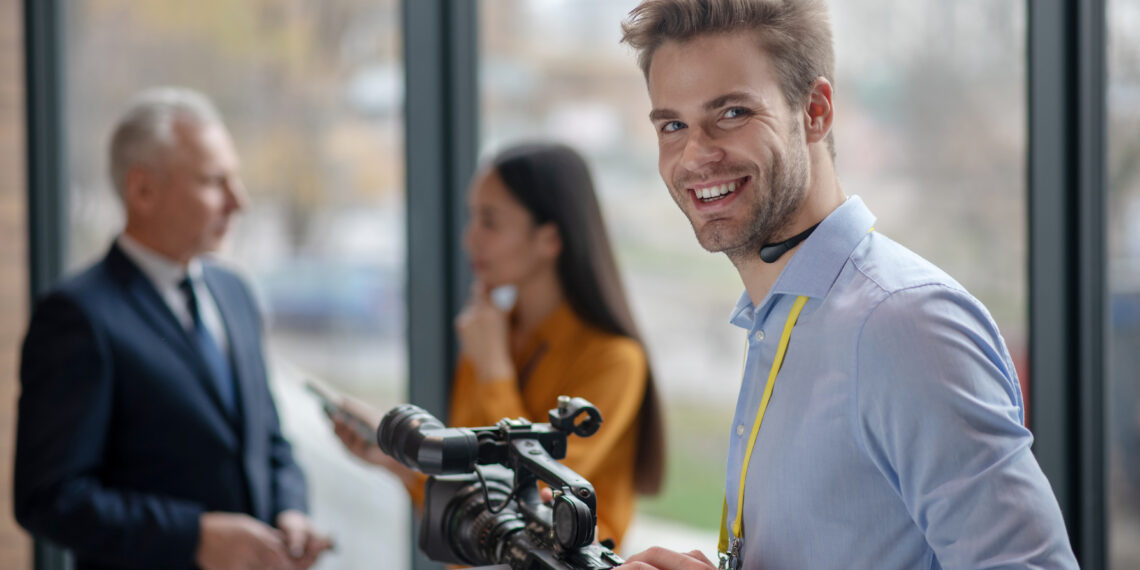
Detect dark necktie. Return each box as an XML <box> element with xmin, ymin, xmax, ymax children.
<box><xmin>179</xmin><ymin>277</ymin><xmax>237</xmax><ymax>415</ymax></box>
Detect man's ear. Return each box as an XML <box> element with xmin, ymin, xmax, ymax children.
<box><xmin>803</xmin><ymin>77</ymin><xmax>834</xmax><ymax>144</ymax></box>
<box><xmin>123</xmin><ymin>166</ymin><xmax>156</xmax><ymax>215</ymax></box>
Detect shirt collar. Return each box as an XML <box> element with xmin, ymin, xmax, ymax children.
<box><xmin>769</xmin><ymin>195</ymin><xmax>876</xmax><ymax>299</ymax></box>
<box><xmin>529</xmin><ymin>302</ymin><xmax>579</xmax><ymax>344</ymax></box>
<box><xmin>116</xmin><ymin>233</ymin><xmax>204</xmax><ymax>289</ymax></box>
<box><xmin>728</xmin><ymin>196</ymin><xmax>876</xmax><ymax>329</ymax></box>
<box><xmin>729</xmin><ymin>291</ymin><xmax>757</xmax><ymax>330</ymax></box>
<box><xmin>511</xmin><ymin>301</ymin><xmax>582</xmax><ymax>363</ymax></box>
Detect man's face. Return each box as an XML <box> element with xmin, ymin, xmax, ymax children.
<box><xmin>143</xmin><ymin>121</ymin><xmax>248</xmax><ymax>263</ymax></box>
<box><xmin>647</xmin><ymin>32</ymin><xmax>810</xmax><ymax>258</ymax></box>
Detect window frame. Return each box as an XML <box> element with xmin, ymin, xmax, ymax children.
<box><xmin>1027</xmin><ymin>0</ymin><xmax>1108</xmax><ymax>567</ymax></box>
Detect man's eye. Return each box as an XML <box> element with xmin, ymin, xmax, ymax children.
<box><xmin>660</xmin><ymin>121</ymin><xmax>685</xmax><ymax>134</ymax></box>
<box><xmin>201</xmin><ymin>174</ymin><xmax>225</xmax><ymax>186</ymax></box>
<box><xmin>724</xmin><ymin>107</ymin><xmax>751</xmax><ymax>119</ymax></box>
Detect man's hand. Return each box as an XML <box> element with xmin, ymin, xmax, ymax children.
<box><xmin>621</xmin><ymin>547</ymin><xmax>716</xmax><ymax>569</ymax></box>
<box><xmin>276</xmin><ymin>510</ymin><xmax>334</xmax><ymax>569</ymax></box>
<box><xmin>195</xmin><ymin>512</ymin><xmax>295</xmax><ymax>570</ymax></box>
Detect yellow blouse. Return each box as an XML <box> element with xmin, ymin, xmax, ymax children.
<box><xmin>427</xmin><ymin>302</ymin><xmax>647</xmax><ymax>548</ymax></box>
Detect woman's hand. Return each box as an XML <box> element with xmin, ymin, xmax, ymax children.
<box><xmin>454</xmin><ymin>280</ymin><xmax>513</xmax><ymax>382</ymax></box>
<box><xmin>328</xmin><ymin>399</ymin><xmax>419</xmax><ymax>487</ymax></box>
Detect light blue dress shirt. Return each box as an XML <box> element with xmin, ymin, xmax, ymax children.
<box><xmin>724</xmin><ymin>197</ymin><xmax>1078</xmax><ymax>569</ymax></box>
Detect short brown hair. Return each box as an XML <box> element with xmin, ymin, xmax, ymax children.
<box><xmin>621</xmin><ymin>0</ymin><xmax>836</xmax><ymax>155</ymax></box>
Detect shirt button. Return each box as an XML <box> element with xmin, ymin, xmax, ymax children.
<box><xmin>736</xmin><ymin>424</ymin><xmax>745</xmax><ymax>436</ymax></box>
<box><xmin>754</xmin><ymin>330</ymin><xmax>766</xmax><ymax>342</ymax></box>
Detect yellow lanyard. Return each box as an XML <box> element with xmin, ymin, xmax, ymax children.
<box><xmin>718</xmin><ymin>294</ymin><xmax>810</xmax><ymax>560</ymax></box>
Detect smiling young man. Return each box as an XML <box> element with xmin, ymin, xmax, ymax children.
<box><xmin>619</xmin><ymin>1</ymin><xmax>1078</xmax><ymax>569</ymax></box>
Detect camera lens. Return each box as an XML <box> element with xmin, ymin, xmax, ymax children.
<box><xmin>439</xmin><ymin>475</ymin><xmax>523</xmax><ymax>565</ymax></box>
<box><xmin>378</xmin><ymin>405</ymin><xmax>436</xmax><ymax>457</ymax></box>
<box><xmin>378</xmin><ymin>404</ymin><xmax>480</xmax><ymax>474</ymax></box>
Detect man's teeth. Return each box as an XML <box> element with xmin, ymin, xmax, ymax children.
<box><xmin>697</xmin><ymin>181</ymin><xmax>738</xmax><ymax>201</ymax></box>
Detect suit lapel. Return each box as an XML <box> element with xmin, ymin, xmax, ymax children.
<box><xmin>106</xmin><ymin>245</ymin><xmax>240</xmax><ymax>425</ymax></box>
<box><xmin>106</xmin><ymin>245</ymin><xmax>199</xmax><ymax>362</ymax></box>
<box><xmin>203</xmin><ymin>266</ymin><xmax>259</xmax><ymax>436</ymax></box>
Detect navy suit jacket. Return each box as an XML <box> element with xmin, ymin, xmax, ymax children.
<box><xmin>14</xmin><ymin>244</ymin><xmax>307</xmax><ymax>569</ymax></box>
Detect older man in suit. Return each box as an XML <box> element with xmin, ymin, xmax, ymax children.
<box><xmin>13</xmin><ymin>87</ymin><xmax>331</xmax><ymax>570</ymax></box>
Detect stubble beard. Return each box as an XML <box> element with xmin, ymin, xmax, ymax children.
<box><xmin>676</xmin><ymin>137</ymin><xmax>811</xmax><ymax>264</ymax></box>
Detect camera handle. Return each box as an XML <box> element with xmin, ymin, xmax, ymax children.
<box><xmin>548</xmin><ymin>396</ymin><xmax>603</xmax><ymax>438</ymax></box>
<box><xmin>508</xmin><ymin>438</ymin><xmax>598</xmax><ymax>552</ymax></box>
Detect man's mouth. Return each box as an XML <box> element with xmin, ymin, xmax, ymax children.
<box><xmin>689</xmin><ymin>176</ymin><xmax>748</xmax><ymax>203</ymax></box>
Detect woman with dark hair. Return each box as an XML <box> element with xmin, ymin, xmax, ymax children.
<box><xmin>332</xmin><ymin>142</ymin><xmax>664</xmax><ymax>548</ymax></box>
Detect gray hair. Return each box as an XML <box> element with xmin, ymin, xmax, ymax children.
<box><xmin>108</xmin><ymin>86</ymin><xmax>224</xmax><ymax>196</ymax></box>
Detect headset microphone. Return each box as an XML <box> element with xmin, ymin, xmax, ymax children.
<box><xmin>759</xmin><ymin>222</ymin><xmax>820</xmax><ymax>263</ymax></box>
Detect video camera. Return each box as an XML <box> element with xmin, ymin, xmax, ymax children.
<box><xmin>377</xmin><ymin>396</ymin><xmax>624</xmax><ymax>569</ymax></box>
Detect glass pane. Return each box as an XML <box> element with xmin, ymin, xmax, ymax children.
<box><xmin>831</xmin><ymin>1</ymin><xmax>1029</xmax><ymax>402</ymax></box>
<box><xmin>1107</xmin><ymin>0</ymin><xmax>1140</xmax><ymax>567</ymax></box>
<box><xmin>480</xmin><ymin>0</ymin><xmax>1026</xmax><ymax>559</ymax></box>
<box><xmin>63</xmin><ymin>2</ymin><xmax>408</xmax><ymax>568</ymax></box>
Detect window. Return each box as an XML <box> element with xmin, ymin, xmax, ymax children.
<box><xmin>831</xmin><ymin>1</ymin><xmax>1029</xmax><ymax>401</ymax></box>
<box><xmin>63</xmin><ymin>1</ymin><xmax>408</xmax><ymax>567</ymax></box>
<box><xmin>1107</xmin><ymin>0</ymin><xmax>1140</xmax><ymax>567</ymax></box>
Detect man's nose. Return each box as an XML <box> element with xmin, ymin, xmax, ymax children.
<box><xmin>224</xmin><ymin>177</ymin><xmax>250</xmax><ymax>212</ymax></box>
<box><xmin>680</xmin><ymin>127</ymin><xmax>724</xmax><ymax>172</ymax></box>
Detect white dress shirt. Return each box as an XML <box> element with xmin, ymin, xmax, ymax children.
<box><xmin>116</xmin><ymin>234</ymin><xmax>231</xmax><ymax>355</ymax></box>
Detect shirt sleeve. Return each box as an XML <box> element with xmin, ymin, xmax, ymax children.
<box><xmin>555</xmin><ymin>338</ymin><xmax>647</xmax><ymax>482</ymax></box>
<box><xmin>467</xmin><ymin>370</ymin><xmax>529</xmax><ymax>425</ymax></box>
<box><xmin>463</xmin><ymin>337</ymin><xmax>646</xmax><ymax>478</ymax></box>
<box><xmin>454</xmin><ymin>336</ymin><xmax>647</xmax><ymax>545</ymax></box>
<box><xmin>853</xmin><ymin>284</ymin><xmax>1078</xmax><ymax>569</ymax></box>
<box><xmin>548</xmin><ymin>337</ymin><xmax>646</xmax><ymax>544</ymax></box>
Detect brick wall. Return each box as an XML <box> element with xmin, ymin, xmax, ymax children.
<box><xmin>0</xmin><ymin>0</ymin><xmax>30</xmax><ymax>566</ymax></box>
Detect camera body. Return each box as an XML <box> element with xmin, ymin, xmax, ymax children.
<box><xmin>378</xmin><ymin>396</ymin><xmax>624</xmax><ymax>569</ymax></box>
